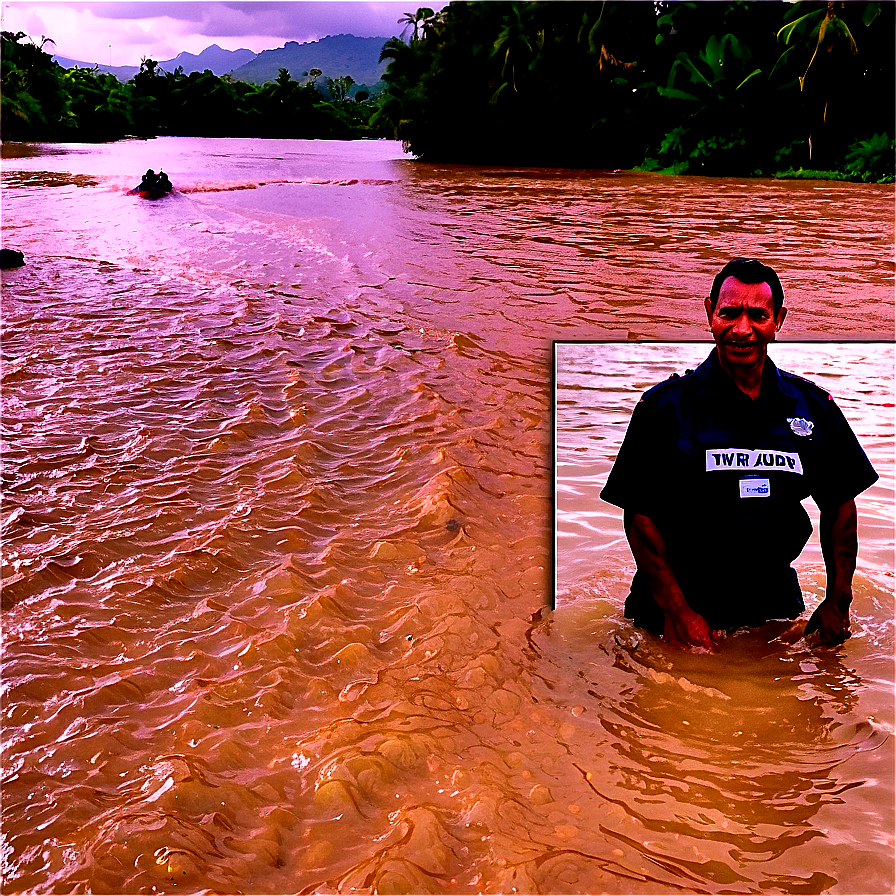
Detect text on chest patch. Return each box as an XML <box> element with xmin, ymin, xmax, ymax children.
<box><xmin>740</xmin><ymin>477</ymin><xmax>770</xmax><ymax>498</ymax></box>
<box><xmin>705</xmin><ymin>448</ymin><xmax>803</xmax><ymax>474</ymax></box>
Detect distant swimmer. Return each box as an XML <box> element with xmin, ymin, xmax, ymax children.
<box><xmin>601</xmin><ymin>258</ymin><xmax>878</xmax><ymax>651</ymax></box>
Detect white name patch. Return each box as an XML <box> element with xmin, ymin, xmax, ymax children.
<box><xmin>705</xmin><ymin>448</ymin><xmax>803</xmax><ymax>474</ymax></box>
<box><xmin>740</xmin><ymin>478</ymin><xmax>770</xmax><ymax>498</ymax></box>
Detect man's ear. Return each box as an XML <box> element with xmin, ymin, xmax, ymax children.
<box><xmin>704</xmin><ymin>296</ymin><xmax>713</xmax><ymax>327</ymax></box>
<box><xmin>776</xmin><ymin>306</ymin><xmax>787</xmax><ymax>331</ymax></box>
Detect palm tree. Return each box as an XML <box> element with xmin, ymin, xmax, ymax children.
<box><xmin>326</xmin><ymin>75</ymin><xmax>354</xmax><ymax>103</ymax></box>
<box><xmin>398</xmin><ymin>8</ymin><xmax>435</xmax><ymax>43</ymax></box>
<box><xmin>490</xmin><ymin>3</ymin><xmax>543</xmax><ymax>100</ymax></box>
<box><xmin>774</xmin><ymin>1</ymin><xmax>881</xmax><ymax>164</ymax></box>
<box><xmin>378</xmin><ymin>36</ymin><xmax>416</xmax><ymax>76</ymax></box>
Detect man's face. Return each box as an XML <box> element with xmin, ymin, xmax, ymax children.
<box><xmin>705</xmin><ymin>276</ymin><xmax>786</xmax><ymax>370</ymax></box>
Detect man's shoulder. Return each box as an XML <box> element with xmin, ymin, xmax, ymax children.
<box><xmin>640</xmin><ymin>366</ymin><xmax>700</xmax><ymax>407</ymax></box>
<box><xmin>777</xmin><ymin>367</ymin><xmax>833</xmax><ymax>405</ymax></box>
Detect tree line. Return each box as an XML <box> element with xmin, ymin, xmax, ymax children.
<box><xmin>0</xmin><ymin>32</ymin><xmax>377</xmax><ymax>142</ymax></box>
<box><xmin>2</xmin><ymin>2</ymin><xmax>893</xmax><ymax>181</ymax></box>
<box><xmin>373</xmin><ymin>1</ymin><xmax>894</xmax><ymax>180</ymax></box>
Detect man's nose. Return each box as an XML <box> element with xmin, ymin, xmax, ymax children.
<box><xmin>731</xmin><ymin>313</ymin><xmax>752</xmax><ymax>336</ymax></box>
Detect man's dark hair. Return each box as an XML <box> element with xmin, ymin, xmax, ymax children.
<box><xmin>708</xmin><ymin>258</ymin><xmax>785</xmax><ymax>315</ymax></box>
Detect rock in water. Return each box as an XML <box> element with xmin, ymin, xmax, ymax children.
<box><xmin>1</xmin><ymin>249</ymin><xmax>25</xmax><ymax>268</ymax></box>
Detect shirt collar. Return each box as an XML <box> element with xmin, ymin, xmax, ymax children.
<box><xmin>694</xmin><ymin>347</ymin><xmax>797</xmax><ymax>401</ymax></box>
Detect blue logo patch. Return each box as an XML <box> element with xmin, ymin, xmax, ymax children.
<box><xmin>787</xmin><ymin>417</ymin><xmax>814</xmax><ymax>437</ymax></box>
<box><xmin>739</xmin><ymin>477</ymin><xmax>771</xmax><ymax>498</ymax></box>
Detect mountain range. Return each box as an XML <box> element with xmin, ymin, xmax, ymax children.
<box><xmin>52</xmin><ymin>34</ymin><xmax>391</xmax><ymax>91</ymax></box>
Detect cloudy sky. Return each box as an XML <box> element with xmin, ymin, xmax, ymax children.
<box><xmin>1</xmin><ymin>1</ymin><xmax>450</xmax><ymax>65</ymax></box>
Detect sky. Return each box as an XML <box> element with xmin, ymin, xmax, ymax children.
<box><xmin>0</xmin><ymin>1</ymin><xmax>450</xmax><ymax>65</ymax></box>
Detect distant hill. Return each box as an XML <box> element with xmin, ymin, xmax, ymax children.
<box><xmin>53</xmin><ymin>44</ymin><xmax>257</xmax><ymax>80</ymax></box>
<box><xmin>163</xmin><ymin>45</ymin><xmax>257</xmax><ymax>75</ymax></box>
<box><xmin>231</xmin><ymin>34</ymin><xmax>389</xmax><ymax>90</ymax></box>
<box><xmin>52</xmin><ymin>34</ymin><xmax>391</xmax><ymax>90</ymax></box>
<box><xmin>52</xmin><ymin>56</ymin><xmax>140</xmax><ymax>80</ymax></box>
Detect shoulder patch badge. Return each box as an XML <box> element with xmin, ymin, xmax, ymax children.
<box><xmin>787</xmin><ymin>417</ymin><xmax>814</xmax><ymax>437</ymax></box>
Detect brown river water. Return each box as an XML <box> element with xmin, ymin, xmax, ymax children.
<box><xmin>1</xmin><ymin>138</ymin><xmax>893</xmax><ymax>894</ymax></box>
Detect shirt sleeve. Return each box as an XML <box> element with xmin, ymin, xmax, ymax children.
<box><xmin>600</xmin><ymin>395</ymin><xmax>667</xmax><ymax>517</ymax></box>
<box><xmin>810</xmin><ymin>396</ymin><xmax>879</xmax><ymax>509</ymax></box>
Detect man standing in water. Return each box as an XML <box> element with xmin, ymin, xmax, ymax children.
<box><xmin>600</xmin><ymin>258</ymin><xmax>878</xmax><ymax>651</ymax></box>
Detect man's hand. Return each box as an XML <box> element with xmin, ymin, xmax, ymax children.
<box><xmin>804</xmin><ymin>594</ymin><xmax>852</xmax><ymax>645</ymax></box>
<box><xmin>625</xmin><ymin>511</ymin><xmax>721</xmax><ymax>653</ymax></box>
<box><xmin>663</xmin><ymin>605</ymin><xmax>720</xmax><ymax>653</ymax></box>
<box><xmin>808</xmin><ymin>499</ymin><xmax>859</xmax><ymax>647</ymax></box>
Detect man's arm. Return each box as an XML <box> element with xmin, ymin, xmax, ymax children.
<box><xmin>624</xmin><ymin>511</ymin><xmax>719</xmax><ymax>652</ymax></box>
<box><xmin>804</xmin><ymin>499</ymin><xmax>858</xmax><ymax>645</ymax></box>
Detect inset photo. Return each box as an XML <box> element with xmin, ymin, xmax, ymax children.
<box><xmin>553</xmin><ymin>341</ymin><xmax>894</xmax><ymax>646</ymax></box>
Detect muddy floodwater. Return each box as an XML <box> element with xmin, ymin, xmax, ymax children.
<box><xmin>2</xmin><ymin>138</ymin><xmax>894</xmax><ymax>894</ymax></box>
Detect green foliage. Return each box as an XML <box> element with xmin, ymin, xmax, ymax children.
<box><xmin>640</xmin><ymin>125</ymin><xmax>750</xmax><ymax>176</ymax></box>
<box><xmin>772</xmin><ymin>138</ymin><xmax>807</xmax><ymax>170</ymax></box>
<box><xmin>3</xmin><ymin>3</ymin><xmax>893</xmax><ymax>173</ymax></box>
<box><xmin>775</xmin><ymin>168</ymin><xmax>845</xmax><ymax>181</ymax></box>
<box><xmin>0</xmin><ymin>31</ymin><xmax>381</xmax><ymax>142</ymax></box>
<box><xmin>771</xmin><ymin>2</ymin><xmax>892</xmax><ymax>167</ymax></box>
<box><xmin>686</xmin><ymin>132</ymin><xmax>748</xmax><ymax>175</ymax></box>
<box><xmin>843</xmin><ymin>132</ymin><xmax>895</xmax><ymax>179</ymax></box>
<box><xmin>62</xmin><ymin>67</ymin><xmax>133</xmax><ymax>140</ymax></box>
<box><xmin>659</xmin><ymin>32</ymin><xmax>761</xmax><ymax>105</ymax></box>
<box><xmin>775</xmin><ymin>134</ymin><xmax>894</xmax><ymax>183</ymax></box>
<box><xmin>657</xmin><ymin>126</ymin><xmax>688</xmax><ymax>163</ymax></box>
<box><xmin>326</xmin><ymin>75</ymin><xmax>355</xmax><ymax>103</ymax></box>
<box><xmin>774</xmin><ymin>167</ymin><xmax>892</xmax><ymax>184</ymax></box>
<box><xmin>370</xmin><ymin>0</ymin><xmax>893</xmax><ymax>173</ymax></box>
<box><xmin>1</xmin><ymin>31</ymin><xmax>71</xmax><ymax>138</ymax></box>
<box><xmin>399</xmin><ymin>8</ymin><xmax>438</xmax><ymax>43</ymax></box>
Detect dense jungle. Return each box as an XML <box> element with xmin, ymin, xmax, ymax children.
<box><xmin>1</xmin><ymin>1</ymin><xmax>894</xmax><ymax>179</ymax></box>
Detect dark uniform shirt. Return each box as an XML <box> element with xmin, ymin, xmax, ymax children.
<box><xmin>600</xmin><ymin>348</ymin><xmax>878</xmax><ymax>634</ymax></box>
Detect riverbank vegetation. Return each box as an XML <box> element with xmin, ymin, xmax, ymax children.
<box><xmin>373</xmin><ymin>1</ymin><xmax>893</xmax><ymax>181</ymax></box>
<box><xmin>1</xmin><ymin>33</ymin><xmax>376</xmax><ymax>142</ymax></box>
<box><xmin>2</xmin><ymin>2</ymin><xmax>893</xmax><ymax>181</ymax></box>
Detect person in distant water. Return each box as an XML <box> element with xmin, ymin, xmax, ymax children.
<box><xmin>601</xmin><ymin>258</ymin><xmax>878</xmax><ymax>651</ymax></box>
<box><xmin>156</xmin><ymin>170</ymin><xmax>172</xmax><ymax>192</ymax></box>
<box><xmin>137</xmin><ymin>169</ymin><xmax>157</xmax><ymax>191</ymax></box>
